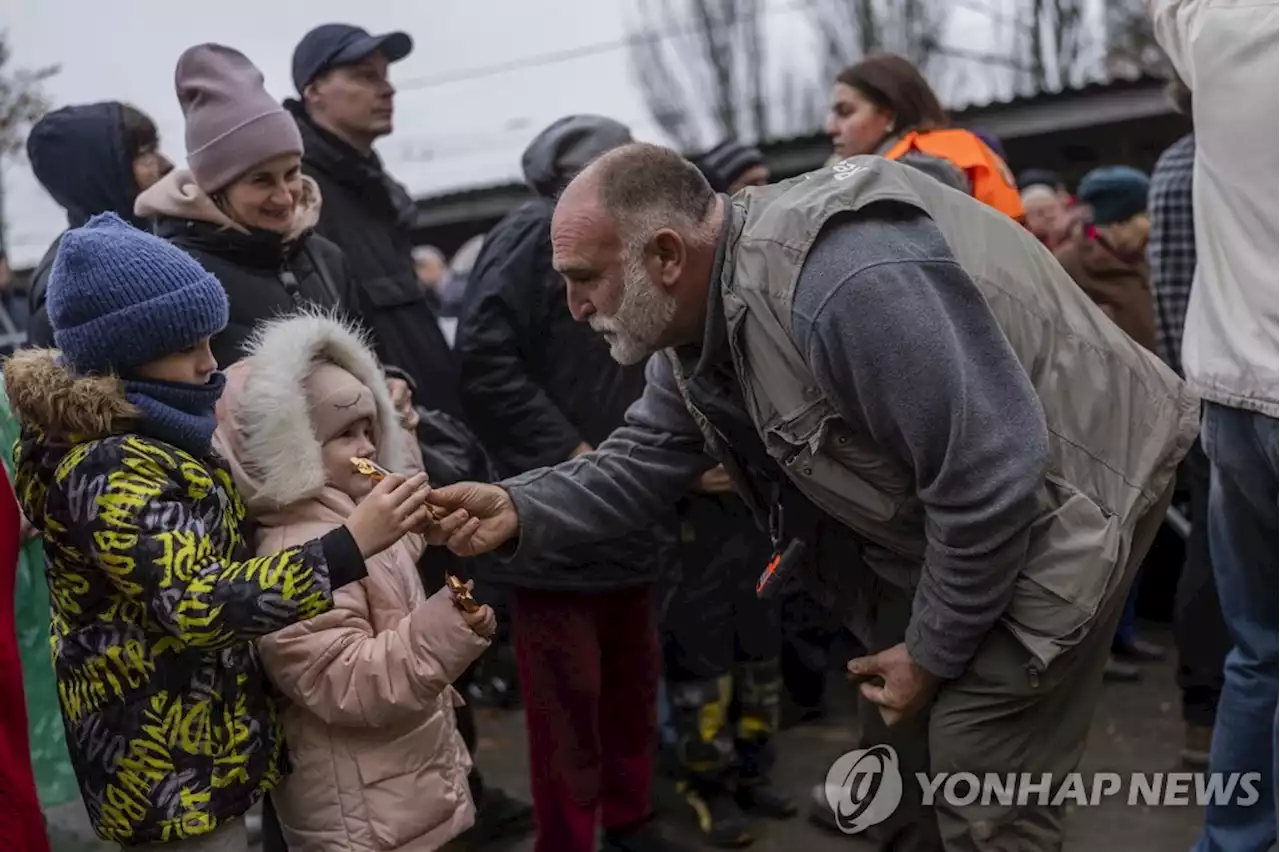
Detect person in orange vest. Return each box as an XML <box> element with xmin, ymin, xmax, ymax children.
<box><xmin>825</xmin><ymin>53</ymin><xmax>1024</xmax><ymax>220</ymax></box>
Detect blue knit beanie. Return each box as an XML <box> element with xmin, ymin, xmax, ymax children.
<box><xmin>1077</xmin><ymin>166</ymin><xmax>1151</xmax><ymax>226</ymax></box>
<box><xmin>47</xmin><ymin>212</ymin><xmax>229</xmax><ymax>375</ymax></box>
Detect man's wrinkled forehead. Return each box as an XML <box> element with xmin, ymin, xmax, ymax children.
<box><xmin>552</xmin><ymin>184</ymin><xmax>621</xmax><ymax>272</ymax></box>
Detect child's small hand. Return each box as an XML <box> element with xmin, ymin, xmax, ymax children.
<box><xmin>345</xmin><ymin>472</ymin><xmax>433</xmax><ymax>557</ymax></box>
<box><xmin>462</xmin><ymin>604</ymin><xmax>496</xmax><ymax>639</ymax></box>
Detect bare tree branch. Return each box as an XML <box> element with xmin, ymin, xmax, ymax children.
<box><xmin>1103</xmin><ymin>0</ymin><xmax>1170</xmax><ymax>78</ymax></box>
<box><xmin>0</xmin><ymin>30</ymin><xmax>59</xmax><ymax>251</ymax></box>
<box><xmin>626</xmin><ymin>0</ymin><xmax>776</xmax><ymax>149</ymax></box>
<box><xmin>0</xmin><ymin>32</ymin><xmax>59</xmax><ymax>158</ymax></box>
<box><xmin>627</xmin><ymin>0</ymin><xmax>702</xmax><ymax>148</ymax></box>
<box><xmin>810</xmin><ymin>0</ymin><xmax>947</xmax><ymax>82</ymax></box>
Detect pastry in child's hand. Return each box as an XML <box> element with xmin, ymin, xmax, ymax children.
<box><xmin>445</xmin><ymin>573</ymin><xmax>482</xmax><ymax>613</ymax></box>
<box><xmin>350</xmin><ymin>457</ymin><xmax>449</xmax><ymax>519</ymax></box>
<box><xmin>350</xmin><ymin>457</ymin><xmax>392</xmax><ymax>482</ymax></box>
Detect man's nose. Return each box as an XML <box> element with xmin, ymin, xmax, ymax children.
<box><xmin>565</xmin><ymin>283</ymin><xmax>594</xmax><ymax>322</ymax></box>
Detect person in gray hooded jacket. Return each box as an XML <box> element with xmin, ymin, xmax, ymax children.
<box><xmin>453</xmin><ymin>117</ymin><xmax>690</xmax><ymax>852</ymax></box>
<box><xmin>430</xmin><ymin>144</ymin><xmax>1199</xmax><ymax>852</ymax></box>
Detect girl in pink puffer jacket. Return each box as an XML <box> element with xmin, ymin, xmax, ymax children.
<box><xmin>214</xmin><ymin>312</ymin><xmax>494</xmax><ymax>852</ymax></box>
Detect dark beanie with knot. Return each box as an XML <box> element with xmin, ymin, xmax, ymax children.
<box><xmin>521</xmin><ymin>115</ymin><xmax>632</xmax><ymax>199</ymax></box>
<box><xmin>47</xmin><ymin>212</ymin><xmax>229</xmax><ymax>376</ymax></box>
<box><xmin>693</xmin><ymin>140</ymin><xmax>765</xmax><ymax>193</ymax></box>
<box><xmin>176</xmin><ymin>43</ymin><xmax>304</xmax><ymax>194</ymax></box>
<box><xmin>1077</xmin><ymin>165</ymin><xmax>1151</xmax><ymax>226</ymax></box>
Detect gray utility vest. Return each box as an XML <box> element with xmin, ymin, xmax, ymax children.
<box><xmin>669</xmin><ymin>156</ymin><xmax>1200</xmax><ymax>671</ymax></box>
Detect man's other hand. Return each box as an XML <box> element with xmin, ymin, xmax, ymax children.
<box><xmin>847</xmin><ymin>643</ymin><xmax>941</xmax><ymax>727</ymax></box>
<box><xmin>386</xmin><ymin>378</ymin><xmax>418</xmax><ymax>430</ymax></box>
<box><xmin>695</xmin><ymin>464</ymin><xmax>734</xmax><ymax>494</ymax></box>
<box><xmin>426</xmin><ymin>482</ymin><xmax>519</xmax><ymax>556</ymax></box>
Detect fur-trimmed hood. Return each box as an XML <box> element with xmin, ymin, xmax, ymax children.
<box><xmin>213</xmin><ymin>310</ymin><xmax>409</xmax><ymax>513</ymax></box>
<box><xmin>3</xmin><ymin>348</ymin><xmax>141</xmax><ymax>530</ymax></box>
<box><xmin>4</xmin><ymin>348</ymin><xmax>138</xmax><ymax>438</ymax></box>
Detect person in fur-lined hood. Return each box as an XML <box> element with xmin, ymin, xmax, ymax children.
<box><xmin>214</xmin><ymin>310</ymin><xmax>495</xmax><ymax>852</ymax></box>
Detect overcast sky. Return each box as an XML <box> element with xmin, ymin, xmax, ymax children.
<box><xmin>2</xmin><ymin>0</ymin><xmax>1059</xmax><ymax>266</ymax></box>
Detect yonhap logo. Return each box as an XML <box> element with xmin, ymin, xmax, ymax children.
<box><xmin>824</xmin><ymin>744</ymin><xmax>904</xmax><ymax>834</ymax></box>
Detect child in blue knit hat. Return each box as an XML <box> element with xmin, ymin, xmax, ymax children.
<box><xmin>2</xmin><ymin>212</ymin><xmax>464</xmax><ymax>849</ymax></box>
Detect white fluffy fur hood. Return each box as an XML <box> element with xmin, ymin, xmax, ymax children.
<box><xmin>214</xmin><ymin>310</ymin><xmax>410</xmax><ymax>512</ymax></box>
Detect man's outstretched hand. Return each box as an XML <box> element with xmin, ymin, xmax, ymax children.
<box><xmin>426</xmin><ymin>482</ymin><xmax>519</xmax><ymax>556</ymax></box>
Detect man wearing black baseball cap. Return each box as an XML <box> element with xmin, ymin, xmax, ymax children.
<box><xmin>282</xmin><ymin>27</ymin><xmax>533</xmax><ymax>846</ymax></box>
<box><xmin>292</xmin><ymin>24</ymin><xmax>413</xmax><ymax>96</ymax></box>
<box><xmin>284</xmin><ymin>24</ymin><xmax>467</xmax><ymax>424</ymax></box>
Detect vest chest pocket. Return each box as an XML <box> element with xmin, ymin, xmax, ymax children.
<box><xmin>762</xmin><ymin>399</ymin><xmax>906</xmax><ymax>526</ymax></box>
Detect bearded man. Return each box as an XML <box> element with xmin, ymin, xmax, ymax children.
<box><xmin>431</xmin><ymin>143</ymin><xmax>1198</xmax><ymax>852</ymax></box>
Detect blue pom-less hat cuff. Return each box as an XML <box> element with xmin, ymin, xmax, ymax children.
<box><xmin>54</xmin><ymin>272</ymin><xmax>229</xmax><ymax>375</ymax></box>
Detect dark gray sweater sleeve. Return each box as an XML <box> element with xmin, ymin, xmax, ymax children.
<box><xmin>502</xmin><ymin>352</ymin><xmax>718</xmax><ymax>558</ymax></box>
<box><xmin>792</xmin><ymin>207</ymin><xmax>1049</xmax><ymax>680</ymax></box>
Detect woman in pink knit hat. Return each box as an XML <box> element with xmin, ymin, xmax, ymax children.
<box><xmin>135</xmin><ymin>43</ymin><xmax>414</xmax><ymax>421</ymax></box>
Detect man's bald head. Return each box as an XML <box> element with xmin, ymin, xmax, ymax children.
<box><xmin>562</xmin><ymin>142</ymin><xmax>719</xmax><ymax>249</ymax></box>
<box><xmin>552</xmin><ymin>143</ymin><xmax>725</xmax><ymax>364</ymax></box>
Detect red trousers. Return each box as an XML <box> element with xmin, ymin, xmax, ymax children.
<box><xmin>512</xmin><ymin>585</ymin><xmax>660</xmax><ymax>852</ymax></box>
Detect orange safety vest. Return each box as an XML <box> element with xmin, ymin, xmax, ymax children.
<box><xmin>883</xmin><ymin>129</ymin><xmax>1025</xmax><ymax>221</ymax></box>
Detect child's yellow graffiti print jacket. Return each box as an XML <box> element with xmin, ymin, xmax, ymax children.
<box><xmin>4</xmin><ymin>348</ymin><xmax>366</xmax><ymax>845</ymax></box>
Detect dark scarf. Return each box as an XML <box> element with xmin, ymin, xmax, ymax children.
<box><xmin>123</xmin><ymin>373</ymin><xmax>226</xmax><ymax>457</ymax></box>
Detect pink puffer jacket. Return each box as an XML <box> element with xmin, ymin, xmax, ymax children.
<box><xmin>213</xmin><ymin>312</ymin><xmax>490</xmax><ymax>852</ymax></box>
<box><xmin>257</xmin><ymin>501</ymin><xmax>486</xmax><ymax>852</ymax></box>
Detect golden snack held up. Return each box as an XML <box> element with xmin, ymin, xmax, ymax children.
<box><xmin>349</xmin><ymin>457</ymin><xmax>479</xmax><ymax>612</ymax></box>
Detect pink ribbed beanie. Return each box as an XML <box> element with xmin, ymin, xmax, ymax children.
<box><xmin>305</xmin><ymin>362</ymin><xmax>378</xmax><ymax>444</ymax></box>
<box><xmin>175</xmin><ymin>43</ymin><xmax>303</xmax><ymax>193</ymax></box>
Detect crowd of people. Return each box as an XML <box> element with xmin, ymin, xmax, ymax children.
<box><xmin>0</xmin><ymin>2</ymin><xmax>1275</xmax><ymax>852</ymax></box>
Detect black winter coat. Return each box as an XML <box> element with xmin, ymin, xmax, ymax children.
<box><xmin>286</xmin><ymin>101</ymin><xmax>464</xmax><ymax>419</ymax></box>
<box><xmin>153</xmin><ymin>217</ymin><xmax>362</xmax><ymax>369</ymax></box>
<box><xmin>455</xmin><ymin>197</ymin><xmax>675</xmax><ymax>590</ymax></box>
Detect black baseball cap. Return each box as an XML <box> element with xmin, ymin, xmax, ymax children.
<box><xmin>292</xmin><ymin>24</ymin><xmax>413</xmax><ymax>93</ymax></box>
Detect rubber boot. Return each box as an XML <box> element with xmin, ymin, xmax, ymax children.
<box><xmin>669</xmin><ymin>676</ymin><xmax>754</xmax><ymax>847</ymax></box>
<box><xmin>732</xmin><ymin>659</ymin><xmax>797</xmax><ymax>820</ymax></box>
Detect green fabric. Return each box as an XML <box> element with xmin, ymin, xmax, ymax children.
<box><xmin>0</xmin><ymin>385</ymin><xmax>78</xmax><ymax>808</ymax></box>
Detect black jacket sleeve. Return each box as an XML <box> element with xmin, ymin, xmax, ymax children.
<box><xmin>24</xmin><ymin>240</ymin><xmax>58</xmax><ymax>349</ymax></box>
<box><xmin>454</xmin><ymin>206</ymin><xmax>583</xmax><ymax>473</ymax></box>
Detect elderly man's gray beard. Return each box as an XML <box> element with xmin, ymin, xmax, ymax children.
<box><xmin>588</xmin><ymin>244</ymin><xmax>678</xmax><ymax>365</ymax></box>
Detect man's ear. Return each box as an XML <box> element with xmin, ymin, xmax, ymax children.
<box><xmin>302</xmin><ymin>79</ymin><xmax>323</xmax><ymax>110</ymax></box>
<box><xmin>651</xmin><ymin>229</ymin><xmax>686</xmax><ymax>288</ymax></box>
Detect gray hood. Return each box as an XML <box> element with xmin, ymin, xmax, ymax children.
<box><xmin>521</xmin><ymin>115</ymin><xmax>632</xmax><ymax>199</ymax></box>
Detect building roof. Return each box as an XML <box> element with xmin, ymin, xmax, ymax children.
<box><xmin>412</xmin><ymin>73</ymin><xmax>1173</xmax><ymax>232</ymax></box>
